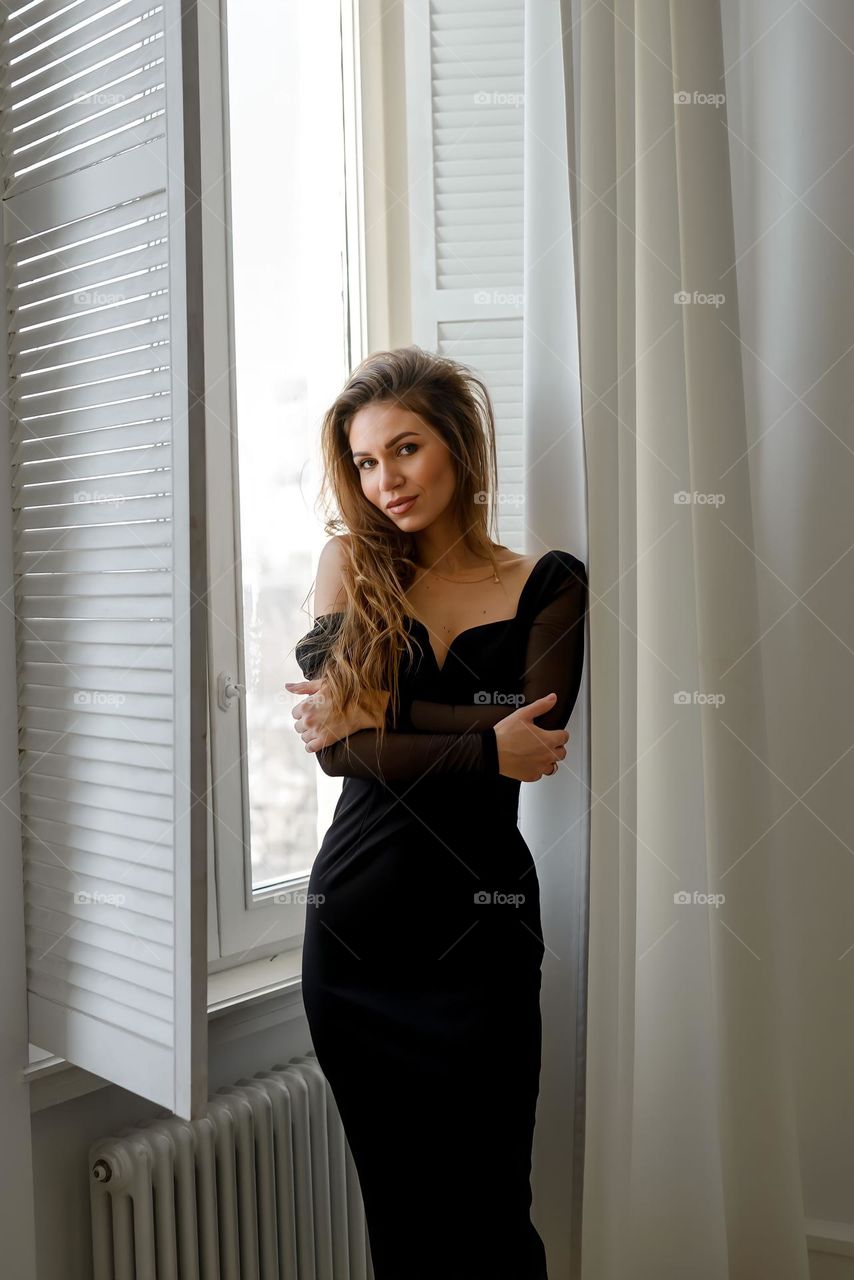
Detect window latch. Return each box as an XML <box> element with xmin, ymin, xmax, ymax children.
<box><xmin>216</xmin><ymin>671</ymin><xmax>246</xmax><ymax>712</ymax></box>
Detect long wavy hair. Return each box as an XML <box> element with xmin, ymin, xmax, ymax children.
<box><xmin>299</xmin><ymin>345</ymin><xmax>501</xmax><ymax>747</ymax></box>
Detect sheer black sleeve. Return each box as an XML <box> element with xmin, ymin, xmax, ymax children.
<box><xmin>293</xmin><ymin>615</ymin><xmax>500</xmax><ymax>781</ymax></box>
<box><xmin>400</xmin><ymin>554</ymin><xmax>587</xmax><ymax>735</ymax></box>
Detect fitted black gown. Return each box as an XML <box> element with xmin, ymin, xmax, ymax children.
<box><xmin>295</xmin><ymin>549</ymin><xmax>588</xmax><ymax>1280</ymax></box>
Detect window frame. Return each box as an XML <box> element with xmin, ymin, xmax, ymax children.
<box><xmin>203</xmin><ymin>0</ymin><xmax>368</xmax><ymax>964</ymax></box>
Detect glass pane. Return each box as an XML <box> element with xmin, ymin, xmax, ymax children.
<box><xmin>224</xmin><ymin>0</ymin><xmax>349</xmax><ymax>891</ymax></box>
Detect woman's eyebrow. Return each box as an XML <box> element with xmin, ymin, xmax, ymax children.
<box><xmin>351</xmin><ymin>431</ymin><xmax>422</xmax><ymax>459</ymax></box>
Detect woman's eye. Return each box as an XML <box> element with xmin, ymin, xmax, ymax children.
<box><xmin>356</xmin><ymin>443</ymin><xmax>417</xmax><ymax>472</ymax></box>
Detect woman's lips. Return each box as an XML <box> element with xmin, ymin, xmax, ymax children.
<box><xmin>388</xmin><ymin>495</ymin><xmax>417</xmax><ymax>515</ymax></box>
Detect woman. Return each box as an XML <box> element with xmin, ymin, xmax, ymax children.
<box><xmin>286</xmin><ymin>346</ymin><xmax>588</xmax><ymax>1279</ymax></box>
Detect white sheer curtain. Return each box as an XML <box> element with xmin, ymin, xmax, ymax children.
<box><xmin>519</xmin><ymin>0</ymin><xmax>837</xmax><ymax>1275</ymax></box>
<box><xmin>521</xmin><ymin>3</ymin><xmax>590</xmax><ymax>1276</ymax></box>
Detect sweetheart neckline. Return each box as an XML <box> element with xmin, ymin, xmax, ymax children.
<box><xmin>405</xmin><ymin>550</ymin><xmax>554</xmax><ymax>674</ymax></box>
<box><xmin>306</xmin><ymin>550</ymin><xmax>557</xmax><ymax>677</ymax></box>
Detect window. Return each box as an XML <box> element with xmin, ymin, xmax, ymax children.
<box><xmin>2</xmin><ymin>0</ymin><xmax>525</xmax><ymax>1114</ymax></box>
<box><xmin>206</xmin><ymin>0</ymin><xmax>366</xmax><ymax>961</ymax></box>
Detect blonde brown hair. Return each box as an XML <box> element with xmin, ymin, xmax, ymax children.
<box><xmin>300</xmin><ymin>344</ymin><xmax>501</xmax><ymax>746</ymax></box>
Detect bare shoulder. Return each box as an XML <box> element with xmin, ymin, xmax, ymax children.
<box><xmin>494</xmin><ymin>547</ymin><xmax>540</xmax><ymax>580</ymax></box>
<box><xmin>313</xmin><ymin>535</ymin><xmax>351</xmax><ymax>616</ymax></box>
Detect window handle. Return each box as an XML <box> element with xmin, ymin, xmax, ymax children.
<box><xmin>216</xmin><ymin>671</ymin><xmax>246</xmax><ymax>712</ymax></box>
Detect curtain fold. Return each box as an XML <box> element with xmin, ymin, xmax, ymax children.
<box><xmin>554</xmin><ymin>0</ymin><xmax>811</xmax><ymax>1275</ymax></box>
<box><xmin>521</xmin><ymin>2</ymin><xmax>590</xmax><ymax>1276</ymax></box>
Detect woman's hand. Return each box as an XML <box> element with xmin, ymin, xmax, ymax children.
<box><xmin>493</xmin><ymin>693</ymin><xmax>570</xmax><ymax>781</ymax></box>
<box><xmin>284</xmin><ymin>679</ymin><xmax>388</xmax><ymax>752</ymax></box>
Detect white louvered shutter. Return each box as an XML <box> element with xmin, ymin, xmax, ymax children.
<box><xmin>1</xmin><ymin>0</ymin><xmax>207</xmax><ymax>1119</ymax></box>
<box><xmin>403</xmin><ymin>0</ymin><xmax>525</xmax><ymax>544</ymax></box>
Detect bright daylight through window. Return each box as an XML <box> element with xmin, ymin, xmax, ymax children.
<box><xmin>224</xmin><ymin>0</ymin><xmax>352</xmax><ymax>890</ymax></box>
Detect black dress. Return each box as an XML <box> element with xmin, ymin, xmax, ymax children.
<box><xmin>295</xmin><ymin>549</ymin><xmax>588</xmax><ymax>1280</ymax></box>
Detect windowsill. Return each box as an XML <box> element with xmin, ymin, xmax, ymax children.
<box><xmin>207</xmin><ymin>948</ymin><xmax>303</xmax><ymax>1015</ymax></box>
<box><xmin>24</xmin><ymin>951</ymin><xmax>304</xmax><ymax>1111</ymax></box>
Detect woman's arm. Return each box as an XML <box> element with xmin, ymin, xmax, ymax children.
<box><xmin>293</xmin><ymin>614</ymin><xmax>500</xmax><ymax>782</ymax></box>
<box><xmin>309</xmin><ymin>724</ymin><xmax>500</xmax><ymax>782</ymax></box>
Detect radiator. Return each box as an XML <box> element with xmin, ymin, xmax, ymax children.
<box><xmin>88</xmin><ymin>1052</ymin><xmax>374</xmax><ymax>1280</ymax></box>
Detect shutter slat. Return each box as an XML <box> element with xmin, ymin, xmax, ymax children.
<box><xmin>19</xmin><ymin>569</ymin><xmax>171</xmax><ymax>598</ymax></box>
<box><xmin>15</xmin><ymin>315</ymin><xmax>170</xmax><ymax>377</ymax></box>
<box><xmin>15</xmin><ymin>438</ymin><xmax>170</xmax><ymax>490</ymax></box>
<box><xmin>24</xmin><ymin>857</ymin><xmax>173</xmax><ymax>922</ymax></box>
<box><xmin>10</xmin><ymin>83</ymin><xmax>166</xmax><ymax>177</ymax></box>
<box><xmin>16</xmin><ymin>414</ymin><xmax>169</xmax><ymax>461</ymax></box>
<box><xmin>24</xmin><ymin>844</ymin><xmax>172</xmax><ymax>901</ymax></box>
<box><xmin>5</xmin><ymin>56</ymin><xmax>165</xmax><ymax>152</ymax></box>
<box><xmin>13</xmin><ymin>615</ymin><xmax>172</xmax><ymax>643</ymax></box>
<box><xmin>5</xmin><ymin>0</ymin><xmax>154</xmax><ymax>66</ymax></box>
<box><xmin>9</xmin><ymin>187</ymin><xmax>165</xmax><ymax>270</ymax></box>
<box><xmin>27</xmin><ymin>925</ymin><xmax>171</xmax><ymax>993</ymax></box>
<box><xmin>14</xmin><ymin>455</ymin><xmax>170</xmax><ymax>504</ymax></box>
<box><xmin>13</xmin><ymin>392</ymin><xmax>171</xmax><ymax>442</ymax></box>
<box><xmin>22</xmin><ymin>704</ymin><xmax>173</xmax><ymax>747</ymax></box>
<box><xmin>13</xmin><ymin>262</ymin><xmax>170</xmax><ymax>324</ymax></box>
<box><xmin>27</xmin><ymin>947</ymin><xmax>172</xmax><ymax>1021</ymax></box>
<box><xmin>26</xmin><ymin>902</ymin><xmax>172</xmax><ymax>969</ymax></box>
<box><xmin>18</xmin><ymin>545</ymin><xmax>172</xmax><ymax>573</ymax></box>
<box><xmin>22</xmin><ymin>812</ymin><xmax>174</xmax><ymax>871</ymax></box>
<box><xmin>6</xmin><ymin>99</ymin><xmax>165</xmax><ymax>198</ymax></box>
<box><xmin>20</xmin><ymin>681</ymin><xmax>171</xmax><ymax>720</ymax></box>
<box><xmin>16</xmin><ymin>492</ymin><xmax>172</xmax><ymax>529</ymax></box>
<box><xmin>11</xmin><ymin>366</ymin><xmax>171</xmax><ymax>416</ymax></box>
<box><xmin>21</xmin><ymin>794</ymin><xmax>172</xmax><ymax>848</ymax></box>
<box><xmin>11</xmin><ymin>219</ymin><xmax>167</xmax><ymax>299</ymax></box>
<box><xmin>27</xmin><ymin>969</ymin><xmax>173</xmax><ymax>1046</ymax></box>
<box><xmin>25</xmin><ymin>882</ymin><xmax>174</xmax><ymax>947</ymax></box>
<box><xmin>3</xmin><ymin>8</ymin><xmax>164</xmax><ymax>113</ymax></box>
<box><xmin>21</xmin><ymin>660</ymin><xmax>172</xmax><ymax>695</ymax></box>
<box><xmin>11</xmin><ymin>292</ymin><xmax>169</xmax><ymax>358</ymax></box>
<box><xmin>14</xmin><ymin>338</ymin><xmax>170</xmax><ymax>399</ymax></box>
<box><xmin>16</xmin><ymin>591</ymin><xmax>173</xmax><ymax>617</ymax></box>
<box><xmin>20</xmin><ymin>748</ymin><xmax>172</xmax><ymax>796</ymax></box>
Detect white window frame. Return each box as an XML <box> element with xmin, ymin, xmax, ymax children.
<box><xmin>203</xmin><ymin>0</ymin><xmax>368</xmax><ymax>964</ymax></box>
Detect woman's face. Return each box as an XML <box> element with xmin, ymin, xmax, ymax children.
<box><xmin>348</xmin><ymin>401</ymin><xmax>457</xmax><ymax>528</ymax></box>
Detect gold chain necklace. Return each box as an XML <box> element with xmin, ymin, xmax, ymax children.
<box><xmin>424</xmin><ymin>563</ymin><xmax>500</xmax><ymax>584</ymax></box>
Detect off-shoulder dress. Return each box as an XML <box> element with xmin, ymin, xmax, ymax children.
<box><xmin>294</xmin><ymin>548</ymin><xmax>588</xmax><ymax>1280</ymax></box>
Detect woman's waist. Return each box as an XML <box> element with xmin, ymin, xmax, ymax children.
<box><xmin>340</xmin><ymin>773</ymin><xmax>521</xmax><ymax>830</ymax></box>
<box><xmin>318</xmin><ymin>785</ymin><xmax>531</xmax><ymax>873</ymax></box>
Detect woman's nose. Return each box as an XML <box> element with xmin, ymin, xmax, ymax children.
<box><xmin>379</xmin><ymin>463</ymin><xmax>404</xmax><ymax>490</ymax></box>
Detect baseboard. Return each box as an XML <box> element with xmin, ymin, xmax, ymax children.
<box><xmin>807</xmin><ymin>1219</ymin><xmax>854</xmax><ymax>1280</ymax></box>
